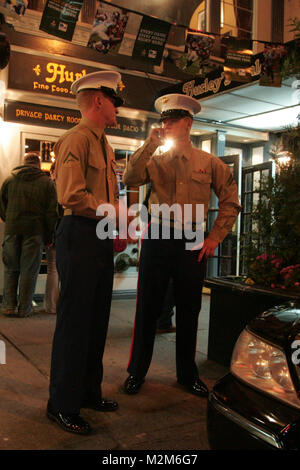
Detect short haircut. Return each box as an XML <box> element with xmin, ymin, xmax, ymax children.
<box><xmin>76</xmin><ymin>89</ymin><xmax>101</xmax><ymax>111</ymax></box>
<box><xmin>24</xmin><ymin>153</ymin><xmax>41</xmax><ymax>166</ymax></box>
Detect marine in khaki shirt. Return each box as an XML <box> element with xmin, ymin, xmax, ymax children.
<box><xmin>123</xmin><ymin>137</ymin><xmax>241</xmax><ymax>244</ymax></box>
<box><xmin>122</xmin><ymin>93</ymin><xmax>241</xmax><ymax>398</ymax></box>
<box><xmin>48</xmin><ymin>71</ymin><xmax>124</xmax><ymax>436</ymax></box>
<box><xmin>54</xmin><ymin>117</ymin><xmax>119</xmax><ymax>220</ymax></box>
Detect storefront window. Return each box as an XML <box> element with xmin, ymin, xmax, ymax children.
<box><xmin>251</xmin><ymin>146</ymin><xmax>264</xmax><ymax>165</ymax></box>
<box><xmin>221</xmin><ymin>0</ymin><xmax>253</xmax><ymax>38</ymax></box>
<box><xmin>114</xmin><ymin>149</ymin><xmax>141</xmax><ymax>276</ymax></box>
<box><xmin>190</xmin><ymin>0</ymin><xmax>206</xmax><ymax>31</ymax></box>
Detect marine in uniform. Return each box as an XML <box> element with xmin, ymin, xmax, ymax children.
<box><xmin>47</xmin><ymin>71</ymin><xmax>124</xmax><ymax>435</ymax></box>
<box><xmin>123</xmin><ymin>93</ymin><xmax>241</xmax><ymax>397</ymax></box>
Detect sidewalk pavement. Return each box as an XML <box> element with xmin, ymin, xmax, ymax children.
<box><xmin>0</xmin><ymin>294</ymin><xmax>228</xmax><ymax>452</ymax></box>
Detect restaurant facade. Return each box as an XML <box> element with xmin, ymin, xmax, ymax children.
<box><xmin>0</xmin><ymin>0</ymin><xmax>298</xmax><ymax>296</ymax></box>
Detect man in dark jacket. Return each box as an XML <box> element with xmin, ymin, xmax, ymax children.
<box><xmin>0</xmin><ymin>153</ymin><xmax>57</xmax><ymax>318</ymax></box>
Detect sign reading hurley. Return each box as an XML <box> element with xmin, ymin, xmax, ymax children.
<box><xmin>39</xmin><ymin>0</ymin><xmax>83</xmax><ymax>41</ymax></box>
<box><xmin>8</xmin><ymin>51</ymin><xmax>92</xmax><ymax>98</ymax></box>
<box><xmin>132</xmin><ymin>16</ymin><xmax>171</xmax><ymax>65</ymax></box>
<box><xmin>163</xmin><ymin>57</ymin><xmax>261</xmax><ymax>101</ymax></box>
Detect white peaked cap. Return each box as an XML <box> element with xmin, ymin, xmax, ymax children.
<box><xmin>154</xmin><ymin>93</ymin><xmax>201</xmax><ymax>116</ymax></box>
<box><xmin>71</xmin><ymin>70</ymin><xmax>122</xmax><ymax>94</ymax></box>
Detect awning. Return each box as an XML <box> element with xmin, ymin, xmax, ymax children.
<box><xmin>197</xmin><ymin>76</ymin><xmax>300</xmax><ymax>132</ymax></box>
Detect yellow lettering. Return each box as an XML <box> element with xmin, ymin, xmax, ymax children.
<box><xmin>33</xmin><ymin>81</ymin><xmax>49</xmax><ymax>91</ymax></box>
<box><xmin>45</xmin><ymin>113</ymin><xmax>64</xmax><ymax>121</ymax></box>
<box><xmin>66</xmin><ymin>116</ymin><xmax>81</xmax><ymax>124</ymax></box>
<box><xmin>64</xmin><ymin>71</ymin><xmax>74</xmax><ymax>82</ymax></box>
<box><xmin>16</xmin><ymin>109</ymin><xmax>42</xmax><ymax>119</ymax></box>
<box><xmin>51</xmin><ymin>84</ymin><xmax>69</xmax><ymax>94</ymax></box>
<box><xmin>46</xmin><ymin>62</ymin><xmax>87</xmax><ymax>86</ymax></box>
<box><xmin>46</xmin><ymin>63</ymin><xmax>66</xmax><ymax>83</ymax></box>
<box><xmin>123</xmin><ymin>125</ymin><xmax>138</xmax><ymax>133</ymax></box>
<box><xmin>74</xmin><ymin>70</ymin><xmax>86</xmax><ymax>81</ymax></box>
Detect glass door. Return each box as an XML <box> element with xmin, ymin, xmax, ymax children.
<box><xmin>206</xmin><ymin>153</ymin><xmax>242</xmax><ymax>277</ymax></box>
<box><xmin>109</xmin><ymin>138</ymin><xmax>145</xmax><ymax>286</ymax></box>
<box><xmin>240</xmin><ymin>161</ymin><xmax>275</xmax><ymax>275</ymax></box>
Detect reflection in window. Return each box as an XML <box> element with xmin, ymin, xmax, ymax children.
<box><xmin>221</xmin><ymin>0</ymin><xmax>253</xmax><ymax>38</ymax></box>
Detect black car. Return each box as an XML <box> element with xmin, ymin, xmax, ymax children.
<box><xmin>207</xmin><ymin>300</ymin><xmax>300</xmax><ymax>450</ymax></box>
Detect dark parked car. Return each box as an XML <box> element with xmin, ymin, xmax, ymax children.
<box><xmin>207</xmin><ymin>300</ymin><xmax>300</xmax><ymax>450</ymax></box>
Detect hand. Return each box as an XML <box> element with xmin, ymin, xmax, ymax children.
<box><xmin>149</xmin><ymin>127</ymin><xmax>164</xmax><ymax>147</ymax></box>
<box><xmin>198</xmin><ymin>238</ymin><xmax>219</xmax><ymax>262</ymax></box>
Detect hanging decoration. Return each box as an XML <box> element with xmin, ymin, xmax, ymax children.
<box><xmin>176</xmin><ymin>29</ymin><xmax>215</xmax><ymax>75</ymax></box>
<box><xmin>82</xmin><ymin>0</ymin><xmax>295</xmax><ymax>88</ymax></box>
<box><xmin>39</xmin><ymin>0</ymin><xmax>83</xmax><ymax>41</ymax></box>
<box><xmin>0</xmin><ymin>31</ymin><xmax>10</xmax><ymax>70</ymax></box>
<box><xmin>221</xmin><ymin>36</ymin><xmax>253</xmax><ymax>83</ymax></box>
<box><xmin>131</xmin><ymin>16</ymin><xmax>171</xmax><ymax>66</ymax></box>
<box><xmin>0</xmin><ymin>0</ymin><xmax>28</xmax><ymax>17</ymax></box>
<box><xmin>259</xmin><ymin>43</ymin><xmax>288</xmax><ymax>87</ymax></box>
<box><xmin>87</xmin><ymin>1</ymin><xmax>129</xmax><ymax>54</ymax></box>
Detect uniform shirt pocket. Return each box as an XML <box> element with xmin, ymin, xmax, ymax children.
<box><xmin>86</xmin><ymin>150</ymin><xmax>106</xmax><ymax>193</ymax></box>
<box><xmin>190</xmin><ymin>171</ymin><xmax>212</xmax><ymax>202</ymax></box>
<box><xmin>88</xmin><ymin>151</ymin><xmax>106</xmax><ymax>170</ymax></box>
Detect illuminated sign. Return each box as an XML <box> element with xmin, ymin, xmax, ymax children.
<box><xmin>4</xmin><ymin>100</ymin><xmax>81</xmax><ymax>127</ymax></box>
<box><xmin>4</xmin><ymin>100</ymin><xmax>146</xmax><ymax>138</ymax></box>
<box><xmin>8</xmin><ymin>51</ymin><xmax>95</xmax><ymax>98</ymax></box>
<box><xmin>162</xmin><ymin>57</ymin><xmax>262</xmax><ymax>100</ymax></box>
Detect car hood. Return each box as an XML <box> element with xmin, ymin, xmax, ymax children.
<box><xmin>248</xmin><ymin>300</ymin><xmax>300</xmax><ymax>351</ymax></box>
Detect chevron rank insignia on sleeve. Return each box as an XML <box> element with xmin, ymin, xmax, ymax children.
<box><xmin>63</xmin><ymin>152</ymin><xmax>79</xmax><ymax>165</ymax></box>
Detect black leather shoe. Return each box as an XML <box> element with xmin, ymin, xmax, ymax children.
<box><xmin>123</xmin><ymin>375</ymin><xmax>145</xmax><ymax>394</ymax></box>
<box><xmin>46</xmin><ymin>401</ymin><xmax>92</xmax><ymax>435</ymax></box>
<box><xmin>82</xmin><ymin>398</ymin><xmax>118</xmax><ymax>412</ymax></box>
<box><xmin>178</xmin><ymin>378</ymin><xmax>209</xmax><ymax>398</ymax></box>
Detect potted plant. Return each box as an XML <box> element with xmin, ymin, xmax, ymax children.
<box><xmin>206</xmin><ymin>126</ymin><xmax>300</xmax><ymax>367</ymax></box>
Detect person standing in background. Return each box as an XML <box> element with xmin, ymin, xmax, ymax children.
<box><xmin>0</xmin><ymin>153</ymin><xmax>57</xmax><ymax>318</ymax></box>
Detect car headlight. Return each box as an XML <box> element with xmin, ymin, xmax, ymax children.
<box><xmin>231</xmin><ymin>329</ymin><xmax>300</xmax><ymax>409</ymax></box>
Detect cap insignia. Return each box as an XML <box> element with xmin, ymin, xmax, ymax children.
<box><xmin>118</xmin><ymin>81</ymin><xmax>125</xmax><ymax>91</ymax></box>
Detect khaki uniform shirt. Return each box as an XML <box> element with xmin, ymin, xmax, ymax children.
<box><xmin>123</xmin><ymin>138</ymin><xmax>241</xmax><ymax>243</ymax></box>
<box><xmin>54</xmin><ymin>117</ymin><xmax>119</xmax><ymax>219</ymax></box>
